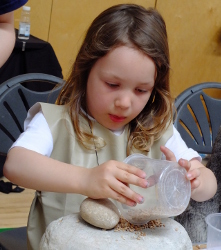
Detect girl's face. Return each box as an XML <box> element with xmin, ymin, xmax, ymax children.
<box><xmin>86</xmin><ymin>45</ymin><xmax>156</xmax><ymax>131</ymax></box>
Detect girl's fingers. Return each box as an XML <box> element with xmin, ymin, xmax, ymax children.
<box><xmin>178</xmin><ymin>158</ymin><xmax>191</xmax><ymax>172</ymax></box>
<box><xmin>146</xmin><ymin>175</ymin><xmax>157</xmax><ymax>187</ymax></box>
<box><xmin>178</xmin><ymin>159</ymin><xmax>201</xmax><ymax>181</ymax></box>
<box><xmin>115</xmin><ymin>194</ymin><xmax>137</xmax><ymax>207</ymax></box>
<box><xmin>186</xmin><ymin>168</ymin><xmax>201</xmax><ymax>181</ymax></box>
<box><xmin>177</xmin><ymin>160</ymin><xmax>201</xmax><ymax>191</ymax></box>
<box><xmin>109</xmin><ymin>178</ymin><xmax>144</xmax><ymax>205</ymax></box>
<box><xmin>118</xmin><ymin>162</ymin><xmax>146</xmax><ymax>179</ymax></box>
<box><xmin>115</xmin><ymin>165</ymin><xmax>148</xmax><ymax>188</ymax></box>
<box><xmin>160</xmin><ymin>146</ymin><xmax>176</xmax><ymax>161</ymax></box>
<box><xmin>89</xmin><ymin>161</ymin><xmax>148</xmax><ymax>205</ymax></box>
<box><xmin>190</xmin><ymin>178</ymin><xmax>200</xmax><ymax>190</ymax></box>
<box><xmin>102</xmin><ymin>185</ymin><xmax>137</xmax><ymax>207</ymax></box>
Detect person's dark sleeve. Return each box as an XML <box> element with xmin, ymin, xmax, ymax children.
<box><xmin>0</xmin><ymin>0</ymin><xmax>28</xmax><ymax>15</ymax></box>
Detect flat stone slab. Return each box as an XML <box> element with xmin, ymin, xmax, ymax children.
<box><xmin>40</xmin><ymin>213</ymin><xmax>192</xmax><ymax>250</ymax></box>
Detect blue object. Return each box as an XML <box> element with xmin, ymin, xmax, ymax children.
<box><xmin>0</xmin><ymin>0</ymin><xmax>28</xmax><ymax>15</ymax></box>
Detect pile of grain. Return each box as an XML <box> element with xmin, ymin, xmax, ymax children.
<box><xmin>114</xmin><ymin>217</ymin><xmax>164</xmax><ymax>239</ymax></box>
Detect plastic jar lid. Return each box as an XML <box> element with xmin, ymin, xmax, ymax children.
<box><xmin>159</xmin><ymin>166</ymin><xmax>191</xmax><ymax>209</ymax></box>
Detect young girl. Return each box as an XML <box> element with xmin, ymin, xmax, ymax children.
<box><xmin>4</xmin><ymin>4</ymin><xmax>217</xmax><ymax>249</ymax></box>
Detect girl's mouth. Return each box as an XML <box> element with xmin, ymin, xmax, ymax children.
<box><xmin>109</xmin><ymin>114</ymin><xmax>126</xmax><ymax>123</ymax></box>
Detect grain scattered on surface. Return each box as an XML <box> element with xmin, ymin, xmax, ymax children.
<box><xmin>114</xmin><ymin>217</ymin><xmax>164</xmax><ymax>239</ymax></box>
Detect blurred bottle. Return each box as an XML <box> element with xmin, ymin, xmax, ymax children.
<box><xmin>18</xmin><ymin>6</ymin><xmax>31</xmax><ymax>40</ymax></box>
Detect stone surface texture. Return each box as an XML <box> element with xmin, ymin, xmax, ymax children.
<box><xmin>80</xmin><ymin>198</ymin><xmax>120</xmax><ymax>229</ymax></box>
<box><xmin>40</xmin><ymin>213</ymin><xmax>192</xmax><ymax>250</ymax></box>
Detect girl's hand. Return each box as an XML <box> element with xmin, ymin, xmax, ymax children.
<box><xmin>81</xmin><ymin>160</ymin><xmax>148</xmax><ymax>207</ymax></box>
<box><xmin>160</xmin><ymin>146</ymin><xmax>217</xmax><ymax>201</ymax></box>
<box><xmin>178</xmin><ymin>158</ymin><xmax>201</xmax><ymax>192</ymax></box>
<box><xmin>160</xmin><ymin>145</ymin><xmax>201</xmax><ymax>192</ymax></box>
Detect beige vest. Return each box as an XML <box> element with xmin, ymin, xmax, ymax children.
<box><xmin>27</xmin><ymin>103</ymin><xmax>173</xmax><ymax>250</ymax></box>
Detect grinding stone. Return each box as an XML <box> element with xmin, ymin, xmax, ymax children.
<box><xmin>40</xmin><ymin>213</ymin><xmax>192</xmax><ymax>250</ymax></box>
<box><xmin>80</xmin><ymin>198</ymin><xmax>120</xmax><ymax>229</ymax></box>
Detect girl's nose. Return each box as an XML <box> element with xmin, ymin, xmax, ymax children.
<box><xmin>114</xmin><ymin>94</ymin><xmax>131</xmax><ymax>109</ymax></box>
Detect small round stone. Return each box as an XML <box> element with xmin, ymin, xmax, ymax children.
<box><xmin>80</xmin><ymin>198</ymin><xmax>120</xmax><ymax>229</ymax></box>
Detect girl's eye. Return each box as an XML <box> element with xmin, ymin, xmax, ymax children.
<box><xmin>136</xmin><ymin>89</ymin><xmax>148</xmax><ymax>93</ymax></box>
<box><xmin>106</xmin><ymin>82</ymin><xmax>118</xmax><ymax>88</ymax></box>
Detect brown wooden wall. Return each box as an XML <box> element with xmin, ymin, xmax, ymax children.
<box><xmin>14</xmin><ymin>0</ymin><xmax>221</xmax><ymax>98</ymax></box>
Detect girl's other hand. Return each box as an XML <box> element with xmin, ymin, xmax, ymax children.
<box><xmin>160</xmin><ymin>145</ymin><xmax>217</xmax><ymax>201</ymax></box>
<box><xmin>81</xmin><ymin>160</ymin><xmax>148</xmax><ymax>207</ymax></box>
<box><xmin>160</xmin><ymin>145</ymin><xmax>201</xmax><ymax>194</ymax></box>
<box><xmin>178</xmin><ymin>158</ymin><xmax>201</xmax><ymax>192</ymax></box>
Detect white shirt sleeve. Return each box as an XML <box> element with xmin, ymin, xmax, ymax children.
<box><xmin>10</xmin><ymin>106</ymin><xmax>53</xmax><ymax>157</ymax></box>
<box><xmin>163</xmin><ymin>125</ymin><xmax>201</xmax><ymax>162</ymax></box>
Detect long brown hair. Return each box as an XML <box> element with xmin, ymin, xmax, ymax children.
<box><xmin>57</xmin><ymin>4</ymin><xmax>173</xmax><ymax>154</ymax></box>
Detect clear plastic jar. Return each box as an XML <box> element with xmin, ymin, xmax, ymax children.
<box><xmin>117</xmin><ymin>154</ymin><xmax>191</xmax><ymax>225</ymax></box>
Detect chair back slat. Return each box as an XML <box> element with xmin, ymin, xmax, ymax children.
<box><xmin>0</xmin><ymin>73</ymin><xmax>65</xmax><ymax>155</ymax></box>
<box><xmin>174</xmin><ymin>82</ymin><xmax>221</xmax><ymax>154</ymax></box>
